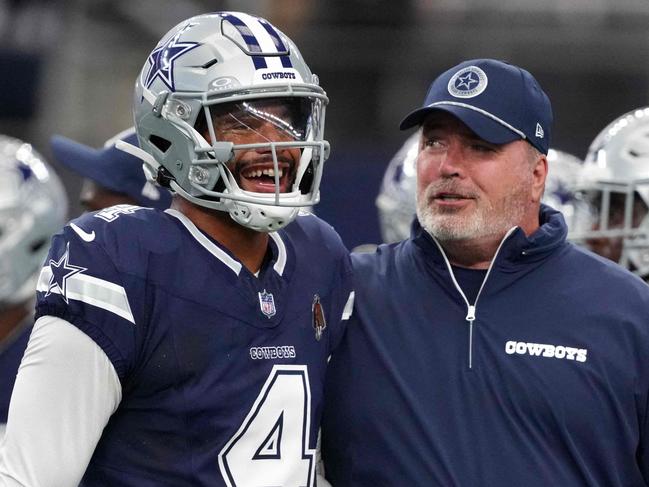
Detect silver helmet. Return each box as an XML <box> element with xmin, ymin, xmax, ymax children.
<box><xmin>0</xmin><ymin>136</ymin><xmax>68</xmax><ymax>306</ymax></box>
<box><xmin>571</xmin><ymin>107</ymin><xmax>649</xmax><ymax>277</ymax></box>
<box><xmin>130</xmin><ymin>12</ymin><xmax>329</xmax><ymax>232</ymax></box>
<box><xmin>543</xmin><ymin>149</ymin><xmax>590</xmax><ymax>233</ymax></box>
<box><xmin>376</xmin><ymin>132</ymin><xmax>419</xmax><ymax>243</ymax></box>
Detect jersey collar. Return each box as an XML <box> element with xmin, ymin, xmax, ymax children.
<box><xmin>165</xmin><ymin>209</ymin><xmax>289</xmax><ymax>277</ymax></box>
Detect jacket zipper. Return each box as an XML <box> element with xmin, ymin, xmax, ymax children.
<box><xmin>431</xmin><ymin>227</ymin><xmax>517</xmax><ymax>369</ymax></box>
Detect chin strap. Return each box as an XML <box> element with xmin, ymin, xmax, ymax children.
<box><xmin>115</xmin><ymin>140</ymin><xmax>161</xmax><ymax>183</ymax></box>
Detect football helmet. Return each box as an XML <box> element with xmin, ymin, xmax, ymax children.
<box><xmin>376</xmin><ymin>132</ymin><xmax>419</xmax><ymax>243</ymax></box>
<box><xmin>126</xmin><ymin>12</ymin><xmax>329</xmax><ymax>232</ymax></box>
<box><xmin>543</xmin><ymin>149</ymin><xmax>590</xmax><ymax>233</ymax></box>
<box><xmin>0</xmin><ymin>135</ymin><xmax>68</xmax><ymax>306</ymax></box>
<box><xmin>571</xmin><ymin>107</ymin><xmax>649</xmax><ymax>277</ymax></box>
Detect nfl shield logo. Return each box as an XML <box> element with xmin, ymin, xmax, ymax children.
<box><xmin>258</xmin><ymin>290</ymin><xmax>276</xmax><ymax>318</ymax></box>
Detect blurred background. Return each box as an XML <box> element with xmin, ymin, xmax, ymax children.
<box><xmin>1</xmin><ymin>0</ymin><xmax>648</xmax><ymax>248</ymax></box>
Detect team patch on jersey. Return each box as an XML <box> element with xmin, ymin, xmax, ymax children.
<box><xmin>311</xmin><ymin>294</ymin><xmax>326</xmax><ymax>341</ymax></box>
<box><xmin>505</xmin><ymin>340</ymin><xmax>588</xmax><ymax>363</ymax></box>
<box><xmin>258</xmin><ymin>289</ymin><xmax>276</xmax><ymax>318</ymax></box>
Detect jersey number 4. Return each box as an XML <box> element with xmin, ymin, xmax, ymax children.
<box><xmin>218</xmin><ymin>365</ymin><xmax>316</xmax><ymax>487</ymax></box>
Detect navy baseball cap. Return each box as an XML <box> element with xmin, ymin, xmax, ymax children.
<box><xmin>50</xmin><ymin>127</ymin><xmax>172</xmax><ymax>210</ymax></box>
<box><xmin>400</xmin><ymin>59</ymin><xmax>553</xmax><ymax>154</ymax></box>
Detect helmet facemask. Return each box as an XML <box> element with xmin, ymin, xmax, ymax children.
<box><xmin>572</xmin><ymin>181</ymin><xmax>649</xmax><ymax>276</ymax></box>
<box><xmin>178</xmin><ymin>93</ymin><xmax>328</xmax><ymax>231</ymax></box>
<box><xmin>567</xmin><ymin>107</ymin><xmax>649</xmax><ymax>278</ymax></box>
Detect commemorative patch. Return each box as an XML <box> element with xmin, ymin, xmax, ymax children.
<box><xmin>312</xmin><ymin>294</ymin><xmax>327</xmax><ymax>341</ymax></box>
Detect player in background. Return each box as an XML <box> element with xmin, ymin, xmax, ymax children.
<box><xmin>570</xmin><ymin>107</ymin><xmax>649</xmax><ymax>278</ymax></box>
<box><xmin>375</xmin><ymin>132</ymin><xmax>419</xmax><ymax>244</ymax></box>
<box><xmin>50</xmin><ymin>127</ymin><xmax>172</xmax><ymax>213</ymax></box>
<box><xmin>0</xmin><ymin>12</ymin><xmax>352</xmax><ymax>487</ymax></box>
<box><xmin>0</xmin><ymin>136</ymin><xmax>68</xmax><ymax>440</ymax></box>
<box><xmin>376</xmin><ymin>133</ymin><xmax>587</xmax><ymax>243</ymax></box>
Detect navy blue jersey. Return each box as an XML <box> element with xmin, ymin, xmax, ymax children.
<box><xmin>0</xmin><ymin>320</ymin><xmax>31</xmax><ymax>424</ymax></box>
<box><xmin>322</xmin><ymin>206</ymin><xmax>649</xmax><ymax>486</ymax></box>
<box><xmin>35</xmin><ymin>205</ymin><xmax>352</xmax><ymax>487</ymax></box>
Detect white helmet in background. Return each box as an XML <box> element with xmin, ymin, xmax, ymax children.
<box><xmin>0</xmin><ymin>135</ymin><xmax>68</xmax><ymax>306</ymax></box>
<box><xmin>571</xmin><ymin>107</ymin><xmax>649</xmax><ymax>277</ymax></box>
<box><xmin>543</xmin><ymin>148</ymin><xmax>590</xmax><ymax>234</ymax></box>
<box><xmin>130</xmin><ymin>12</ymin><xmax>329</xmax><ymax>232</ymax></box>
<box><xmin>376</xmin><ymin>132</ymin><xmax>419</xmax><ymax>243</ymax></box>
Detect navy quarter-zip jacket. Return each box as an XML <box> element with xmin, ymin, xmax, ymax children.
<box><xmin>322</xmin><ymin>205</ymin><xmax>649</xmax><ymax>486</ymax></box>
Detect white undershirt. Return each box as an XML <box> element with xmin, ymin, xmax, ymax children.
<box><xmin>0</xmin><ymin>316</ymin><xmax>121</xmax><ymax>487</ymax></box>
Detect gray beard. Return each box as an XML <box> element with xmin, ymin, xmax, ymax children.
<box><xmin>416</xmin><ymin>183</ymin><xmax>529</xmax><ymax>243</ymax></box>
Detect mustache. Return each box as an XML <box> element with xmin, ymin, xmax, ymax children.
<box><xmin>423</xmin><ymin>180</ymin><xmax>479</xmax><ymax>199</ymax></box>
<box><xmin>234</xmin><ymin>155</ymin><xmax>295</xmax><ymax>173</ymax></box>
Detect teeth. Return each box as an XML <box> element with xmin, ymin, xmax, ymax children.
<box><xmin>246</xmin><ymin>168</ymin><xmax>283</xmax><ymax>178</ymax></box>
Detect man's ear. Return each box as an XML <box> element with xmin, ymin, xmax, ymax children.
<box><xmin>532</xmin><ymin>153</ymin><xmax>548</xmax><ymax>203</ymax></box>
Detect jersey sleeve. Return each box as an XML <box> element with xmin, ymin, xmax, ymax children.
<box><xmin>0</xmin><ymin>315</ymin><xmax>121</xmax><ymax>487</ymax></box>
<box><xmin>34</xmin><ymin>218</ymin><xmax>144</xmax><ymax>379</ymax></box>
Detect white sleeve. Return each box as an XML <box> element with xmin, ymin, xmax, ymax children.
<box><xmin>0</xmin><ymin>315</ymin><xmax>121</xmax><ymax>487</ymax></box>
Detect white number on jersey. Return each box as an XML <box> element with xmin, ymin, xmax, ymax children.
<box><xmin>218</xmin><ymin>365</ymin><xmax>315</xmax><ymax>487</ymax></box>
<box><xmin>94</xmin><ymin>204</ymin><xmax>143</xmax><ymax>222</ymax></box>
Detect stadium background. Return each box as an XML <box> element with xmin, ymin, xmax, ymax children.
<box><xmin>0</xmin><ymin>0</ymin><xmax>647</xmax><ymax>249</ymax></box>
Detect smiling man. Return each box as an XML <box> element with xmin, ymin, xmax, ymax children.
<box><xmin>322</xmin><ymin>59</ymin><xmax>649</xmax><ymax>486</ymax></box>
<box><xmin>0</xmin><ymin>12</ymin><xmax>352</xmax><ymax>487</ymax></box>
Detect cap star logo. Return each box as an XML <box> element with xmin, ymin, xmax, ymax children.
<box><xmin>45</xmin><ymin>242</ymin><xmax>87</xmax><ymax>304</ymax></box>
<box><xmin>447</xmin><ymin>66</ymin><xmax>488</xmax><ymax>99</ymax></box>
<box><xmin>456</xmin><ymin>72</ymin><xmax>479</xmax><ymax>90</ymax></box>
<box><xmin>143</xmin><ymin>24</ymin><xmax>200</xmax><ymax>91</ymax></box>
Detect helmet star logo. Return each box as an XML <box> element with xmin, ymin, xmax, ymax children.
<box><xmin>45</xmin><ymin>242</ymin><xmax>87</xmax><ymax>304</ymax></box>
<box><xmin>456</xmin><ymin>73</ymin><xmax>478</xmax><ymax>90</ymax></box>
<box><xmin>143</xmin><ymin>27</ymin><xmax>200</xmax><ymax>91</ymax></box>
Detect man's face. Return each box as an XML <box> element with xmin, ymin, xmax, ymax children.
<box><xmin>415</xmin><ymin>111</ymin><xmax>543</xmax><ymax>242</ymax></box>
<box><xmin>207</xmin><ymin>98</ymin><xmax>306</xmax><ymax>194</ymax></box>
